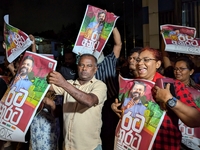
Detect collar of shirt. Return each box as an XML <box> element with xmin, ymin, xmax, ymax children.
<box><xmin>72</xmin><ymin>76</ymin><xmax>95</xmax><ymax>86</ymax></box>
<box><xmin>152</xmin><ymin>72</ymin><xmax>164</xmax><ymax>82</ymax></box>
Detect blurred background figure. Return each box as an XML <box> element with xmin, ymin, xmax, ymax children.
<box><xmin>59</xmin><ymin>51</ymin><xmax>77</xmax><ymax>80</ymax></box>
<box><xmin>120</xmin><ymin>47</ymin><xmax>142</xmax><ymax>79</ymax></box>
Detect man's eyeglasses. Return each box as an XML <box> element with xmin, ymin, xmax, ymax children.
<box><xmin>136</xmin><ymin>58</ymin><xmax>157</xmax><ymax>63</ymax></box>
<box><xmin>174</xmin><ymin>67</ymin><xmax>189</xmax><ymax>72</ymax></box>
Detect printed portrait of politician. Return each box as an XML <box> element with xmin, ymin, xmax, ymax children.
<box><xmin>11</xmin><ymin>55</ymin><xmax>34</xmax><ymax>92</ymax></box>
<box><xmin>122</xmin><ymin>81</ymin><xmax>147</xmax><ymax>118</ymax></box>
<box><xmin>84</xmin><ymin>10</ymin><xmax>106</xmax><ymax>40</ymax></box>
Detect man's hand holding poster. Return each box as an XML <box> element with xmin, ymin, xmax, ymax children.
<box><xmin>4</xmin><ymin>15</ymin><xmax>32</xmax><ymax>63</ymax></box>
<box><xmin>114</xmin><ymin>75</ymin><xmax>165</xmax><ymax>150</ymax></box>
<box><xmin>0</xmin><ymin>51</ymin><xmax>57</xmax><ymax>142</ymax></box>
<box><xmin>160</xmin><ymin>24</ymin><xmax>200</xmax><ymax>55</ymax></box>
<box><xmin>73</xmin><ymin>5</ymin><xmax>119</xmax><ymax>59</ymax></box>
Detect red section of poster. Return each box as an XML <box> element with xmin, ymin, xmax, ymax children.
<box><xmin>0</xmin><ymin>51</ymin><xmax>57</xmax><ymax>142</ymax></box>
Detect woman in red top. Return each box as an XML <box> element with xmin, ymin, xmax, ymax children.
<box><xmin>112</xmin><ymin>47</ymin><xmax>200</xmax><ymax>150</ymax></box>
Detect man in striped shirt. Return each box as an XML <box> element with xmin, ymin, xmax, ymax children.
<box><xmin>95</xmin><ymin>27</ymin><xmax>122</xmax><ymax>150</ymax></box>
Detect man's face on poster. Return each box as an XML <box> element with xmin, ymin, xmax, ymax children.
<box><xmin>19</xmin><ymin>59</ymin><xmax>33</xmax><ymax>76</ymax></box>
<box><xmin>98</xmin><ymin>12</ymin><xmax>106</xmax><ymax>23</ymax></box>
<box><xmin>130</xmin><ymin>84</ymin><xmax>145</xmax><ymax>101</ymax></box>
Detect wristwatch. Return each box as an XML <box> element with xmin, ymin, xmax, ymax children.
<box><xmin>166</xmin><ymin>97</ymin><xmax>178</xmax><ymax>108</ymax></box>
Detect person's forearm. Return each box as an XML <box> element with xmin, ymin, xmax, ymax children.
<box><xmin>171</xmin><ymin>100</ymin><xmax>200</xmax><ymax>127</ymax></box>
<box><xmin>29</xmin><ymin>34</ymin><xmax>37</xmax><ymax>53</ymax></box>
<box><xmin>161</xmin><ymin>36</ymin><xmax>172</xmax><ymax>68</ymax></box>
<box><xmin>163</xmin><ymin>56</ymin><xmax>172</xmax><ymax>68</ymax></box>
<box><xmin>61</xmin><ymin>80</ymin><xmax>98</xmax><ymax>107</ymax></box>
<box><xmin>113</xmin><ymin>27</ymin><xmax>122</xmax><ymax>58</ymax></box>
<box><xmin>31</xmin><ymin>44</ymin><xmax>37</xmax><ymax>53</ymax></box>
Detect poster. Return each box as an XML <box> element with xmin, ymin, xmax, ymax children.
<box><xmin>114</xmin><ymin>75</ymin><xmax>165</xmax><ymax>150</ymax></box>
<box><xmin>3</xmin><ymin>14</ymin><xmax>32</xmax><ymax>63</ymax></box>
<box><xmin>0</xmin><ymin>51</ymin><xmax>57</xmax><ymax>142</ymax></box>
<box><xmin>160</xmin><ymin>24</ymin><xmax>200</xmax><ymax>55</ymax></box>
<box><xmin>73</xmin><ymin>5</ymin><xmax>119</xmax><ymax>59</ymax></box>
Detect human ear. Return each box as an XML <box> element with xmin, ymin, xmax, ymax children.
<box><xmin>190</xmin><ymin>69</ymin><xmax>194</xmax><ymax>75</ymax></box>
<box><xmin>156</xmin><ymin>60</ymin><xmax>161</xmax><ymax>69</ymax></box>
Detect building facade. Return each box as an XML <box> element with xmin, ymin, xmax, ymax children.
<box><xmin>142</xmin><ymin>0</ymin><xmax>200</xmax><ymax>49</ymax></box>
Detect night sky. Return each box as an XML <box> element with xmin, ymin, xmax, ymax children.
<box><xmin>0</xmin><ymin>0</ymin><xmax>124</xmax><ymax>34</ymax></box>
<box><xmin>0</xmin><ymin>0</ymin><xmax>143</xmax><ymax>51</ymax></box>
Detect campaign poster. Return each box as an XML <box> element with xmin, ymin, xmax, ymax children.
<box><xmin>114</xmin><ymin>75</ymin><xmax>165</xmax><ymax>150</ymax></box>
<box><xmin>0</xmin><ymin>51</ymin><xmax>57</xmax><ymax>142</ymax></box>
<box><xmin>3</xmin><ymin>14</ymin><xmax>32</xmax><ymax>63</ymax></box>
<box><xmin>160</xmin><ymin>24</ymin><xmax>200</xmax><ymax>55</ymax></box>
<box><xmin>73</xmin><ymin>5</ymin><xmax>119</xmax><ymax>59</ymax></box>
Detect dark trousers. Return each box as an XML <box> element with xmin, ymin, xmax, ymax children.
<box><xmin>100</xmin><ymin>98</ymin><xmax>119</xmax><ymax>150</ymax></box>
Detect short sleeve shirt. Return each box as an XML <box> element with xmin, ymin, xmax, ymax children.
<box><xmin>52</xmin><ymin>76</ymin><xmax>107</xmax><ymax>150</ymax></box>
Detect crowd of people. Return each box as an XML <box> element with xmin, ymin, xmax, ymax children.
<box><xmin>0</xmin><ymin>22</ymin><xmax>200</xmax><ymax>150</ymax></box>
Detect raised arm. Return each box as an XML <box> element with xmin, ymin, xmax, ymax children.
<box><xmin>48</xmin><ymin>71</ymin><xmax>101</xmax><ymax>107</ymax></box>
<box><xmin>161</xmin><ymin>36</ymin><xmax>172</xmax><ymax>68</ymax></box>
<box><xmin>112</xmin><ymin>27</ymin><xmax>122</xmax><ymax>58</ymax></box>
<box><xmin>29</xmin><ymin>34</ymin><xmax>37</xmax><ymax>53</ymax></box>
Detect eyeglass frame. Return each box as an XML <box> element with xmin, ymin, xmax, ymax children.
<box><xmin>136</xmin><ymin>57</ymin><xmax>157</xmax><ymax>63</ymax></box>
<box><xmin>173</xmin><ymin>67</ymin><xmax>189</xmax><ymax>72</ymax></box>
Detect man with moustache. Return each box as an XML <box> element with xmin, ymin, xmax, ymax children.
<box><xmin>48</xmin><ymin>54</ymin><xmax>107</xmax><ymax>150</ymax></box>
<box><xmin>122</xmin><ymin>81</ymin><xmax>147</xmax><ymax>117</ymax></box>
<box><xmin>11</xmin><ymin>55</ymin><xmax>34</xmax><ymax>92</ymax></box>
<box><xmin>84</xmin><ymin>10</ymin><xmax>106</xmax><ymax>39</ymax></box>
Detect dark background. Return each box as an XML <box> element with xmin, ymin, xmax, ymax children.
<box><xmin>0</xmin><ymin>0</ymin><xmax>143</xmax><ymax>56</ymax></box>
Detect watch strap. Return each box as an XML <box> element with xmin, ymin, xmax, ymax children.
<box><xmin>166</xmin><ymin>97</ymin><xmax>178</xmax><ymax>108</ymax></box>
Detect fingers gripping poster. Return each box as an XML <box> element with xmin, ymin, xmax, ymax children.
<box><xmin>114</xmin><ymin>75</ymin><xmax>165</xmax><ymax>150</ymax></box>
<box><xmin>0</xmin><ymin>51</ymin><xmax>57</xmax><ymax>142</ymax></box>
